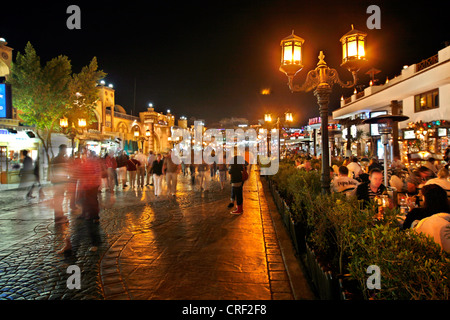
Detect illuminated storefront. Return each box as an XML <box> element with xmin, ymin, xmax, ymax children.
<box><xmin>0</xmin><ymin>128</ymin><xmax>40</xmax><ymax>184</ymax></box>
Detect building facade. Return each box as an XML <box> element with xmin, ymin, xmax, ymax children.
<box><xmin>332</xmin><ymin>45</ymin><xmax>450</xmax><ymax>164</ymax></box>
<box><xmin>0</xmin><ymin>39</ymin><xmax>178</xmax><ymax>184</ymax></box>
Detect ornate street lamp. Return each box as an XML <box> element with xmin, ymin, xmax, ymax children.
<box><xmin>279</xmin><ymin>31</ymin><xmax>305</xmax><ymax>78</ymax></box>
<box><xmin>285</xmin><ymin>112</ymin><xmax>293</xmax><ymax>123</ymax></box>
<box><xmin>279</xmin><ymin>26</ymin><xmax>367</xmax><ymax>194</ymax></box>
<box><xmin>78</xmin><ymin>118</ymin><xmax>87</xmax><ymax>128</ymax></box>
<box><xmin>340</xmin><ymin>25</ymin><xmax>367</xmax><ymax>72</ymax></box>
<box><xmin>60</xmin><ymin>117</ymin><xmax>87</xmax><ymax>156</ymax></box>
<box><xmin>60</xmin><ymin>117</ymin><xmax>69</xmax><ymax>128</ymax></box>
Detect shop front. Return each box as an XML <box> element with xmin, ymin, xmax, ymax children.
<box><xmin>401</xmin><ymin>120</ymin><xmax>450</xmax><ymax>167</ymax></box>
<box><xmin>81</xmin><ymin>131</ymin><xmax>122</xmax><ymax>157</ymax></box>
<box><xmin>0</xmin><ymin>128</ymin><xmax>41</xmax><ymax>184</ymax></box>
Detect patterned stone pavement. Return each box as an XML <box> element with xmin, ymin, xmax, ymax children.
<box><xmin>0</xmin><ymin>167</ymin><xmax>314</xmax><ymax>300</ymax></box>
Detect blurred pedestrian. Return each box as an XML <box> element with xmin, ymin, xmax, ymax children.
<box><xmin>218</xmin><ymin>156</ymin><xmax>228</xmax><ymax>190</ymax></box>
<box><xmin>146</xmin><ymin>151</ymin><xmax>156</xmax><ymax>186</ymax></box>
<box><xmin>163</xmin><ymin>150</ymin><xmax>180</xmax><ymax>196</ymax></box>
<box><xmin>126</xmin><ymin>154</ymin><xmax>140</xmax><ymax>189</ymax></box>
<box><xmin>151</xmin><ymin>153</ymin><xmax>164</xmax><ymax>197</ymax></box>
<box><xmin>50</xmin><ymin>144</ymin><xmax>69</xmax><ymax>223</ymax></box>
<box><xmin>197</xmin><ymin>159</ymin><xmax>209</xmax><ymax>191</ymax></box>
<box><xmin>116</xmin><ymin>150</ymin><xmax>129</xmax><ymax>188</ymax></box>
<box><xmin>105</xmin><ymin>151</ymin><xmax>118</xmax><ymax>193</ymax></box>
<box><xmin>135</xmin><ymin>149</ymin><xmax>147</xmax><ymax>188</ymax></box>
<box><xmin>78</xmin><ymin>149</ymin><xmax>102</xmax><ymax>222</ymax></box>
<box><xmin>210</xmin><ymin>159</ymin><xmax>217</xmax><ymax>180</ymax></box>
<box><xmin>67</xmin><ymin>152</ymin><xmax>81</xmax><ymax>210</ymax></box>
<box><xmin>228</xmin><ymin>155</ymin><xmax>248</xmax><ymax>215</ymax></box>
<box><xmin>60</xmin><ymin>148</ymin><xmax>103</xmax><ymax>254</ymax></box>
<box><xmin>190</xmin><ymin>163</ymin><xmax>196</xmax><ymax>185</ymax></box>
<box><xmin>19</xmin><ymin>150</ymin><xmax>36</xmax><ymax>200</ymax></box>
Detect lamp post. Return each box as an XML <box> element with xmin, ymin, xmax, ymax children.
<box><xmin>279</xmin><ymin>26</ymin><xmax>367</xmax><ymax>194</ymax></box>
<box><xmin>60</xmin><ymin>117</ymin><xmax>87</xmax><ymax>157</ymax></box>
<box><xmin>264</xmin><ymin>112</ymin><xmax>294</xmax><ymax>159</ymax></box>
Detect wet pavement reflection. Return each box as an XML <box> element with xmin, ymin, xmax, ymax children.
<box><xmin>0</xmin><ymin>169</ymin><xmax>313</xmax><ymax>300</ymax></box>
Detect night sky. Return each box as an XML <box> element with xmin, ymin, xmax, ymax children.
<box><xmin>1</xmin><ymin>0</ymin><xmax>448</xmax><ymax>127</ymax></box>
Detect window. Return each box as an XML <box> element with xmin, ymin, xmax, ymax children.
<box><xmin>414</xmin><ymin>89</ymin><xmax>439</xmax><ymax>112</ymax></box>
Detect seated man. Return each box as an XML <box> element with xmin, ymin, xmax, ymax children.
<box><xmin>331</xmin><ymin>166</ymin><xmax>359</xmax><ymax>196</ymax></box>
<box><xmin>356</xmin><ymin>168</ymin><xmax>387</xmax><ymax>205</ymax></box>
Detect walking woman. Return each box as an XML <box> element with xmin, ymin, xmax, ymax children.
<box><xmin>151</xmin><ymin>154</ymin><xmax>164</xmax><ymax>197</ymax></box>
<box><xmin>227</xmin><ymin>155</ymin><xmax>248</xmax><ymax>215</ymax></box>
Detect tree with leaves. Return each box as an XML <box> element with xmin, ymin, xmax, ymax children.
<box><xmin>7</xmin><ymin>42</ymin><xmax>106</xmax><ymax>169</ymax></box>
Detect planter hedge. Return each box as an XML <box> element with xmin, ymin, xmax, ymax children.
<box><xmin>267</xmin><ymin>163</ymin><xmax>450</xmax><ymax>300</ymax></box>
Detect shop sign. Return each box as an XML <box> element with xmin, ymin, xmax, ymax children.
<box><xmin>0</xmin><ymin>84</ymin><xmax>12</xmax><ymax>119</ymax></box>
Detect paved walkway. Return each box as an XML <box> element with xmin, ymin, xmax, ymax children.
<box><xmin>0</xmin><ymin>167</ymin><xmax>314</xmax><ymax>300</ymax></box>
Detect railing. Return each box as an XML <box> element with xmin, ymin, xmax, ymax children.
<box><xmin>105</xmin><ymin>109</ymin><xmax>140</xmax><ymax>121</ymax></box>
<box><xmin>356</xmin><ymin>91</ymin><xmax>365</xmax><ymax>99</ymax></box>
<box><xmin>416</xmin><ymin>54</ymin><xmax>439</xmax><ymax>72</ymax></box>
<box><xmin>114</xmin><ymin>112</ymin><xmax>139</xmax><ymax>121</ymax></box>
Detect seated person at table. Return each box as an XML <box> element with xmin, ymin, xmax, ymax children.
<box><xmin>405</xmin><ymin>167</ymin><xmax>432</xmax><ymax>196</ymax></box>
<box><xmin>331</xmin><ymin>166</ymin><xmax>359</xmax><ymax>195</ymax></box>
<box><xmin>414</xmin><ymin>212</ymin><xmax>450</xmax><ymax>253</ymax></box>
<box><xmin>347</xmin><ymin>157</ymin><xmax>363</xmax><ymax>179</ymax></box>
<box><xmin>356</xmin><ymin>168</ymin><xmax>387</xmax><ymax>205</ymax></box>
<box><xmin>402</xmin><ymin>184</ymin><xmax>450</xmax><ymax>230</ymax></box>
<box><xmin>424</xmin><ymin>167</ymin><xmax>450</xmax><ymax>193</ymax></box>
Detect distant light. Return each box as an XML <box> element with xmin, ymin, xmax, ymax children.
<box><xmin>403</xmin><ymin>65</ymin><xmax>409</xmax><ymax>69</ymax></box>
<box><xmin>261</xmin><ymin>88</ymin><xmax>271</xmax><ymax>95</ymax></box>
<box><xmin>148</xmin><ymin>103</ymin><xmax>153</xmax><ymax>107</ymax></box>
<box><xmin>108</xmin><ymin>84</ymin><xmax>114</xmax><ymax>88</ymax></box>
<box><xmin>100</xmin><ymin>80</ymin><xmax>106</xmax><ymax>85</ymax></box>
<box><xmin>167</xmin><ymin>109</ymin><xmax>171</xmax><ymax>113</ymax></box>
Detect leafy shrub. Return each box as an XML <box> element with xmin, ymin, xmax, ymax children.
<box><xmin>268</xmin><ymin>164</ymin><xmax>450</xmax><ymax>300</ymax></box>
<box><xmin>348</xmin><ymin>224</ymin><xmax>450</xmax><ymax>300</ymax></box>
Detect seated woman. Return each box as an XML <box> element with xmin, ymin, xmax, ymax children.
<box><xmin>402</xmin><ymin>184</ymin><xmax>450</xmax><ymax>229</ymax></box>
<box><xmin>414</xmin><ymin>212</ymin><xmax>450</xmax><ymax>253</ymax></box>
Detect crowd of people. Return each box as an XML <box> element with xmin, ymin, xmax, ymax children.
<box><xmin>17</xmin><ymin>145</ymin><xmax>250</xmax><ymax>253</ymax></box>
<box><xmin>290</xmin><ymin>152</ymin><xmax>450</xmax><ymax>253</ymax></box>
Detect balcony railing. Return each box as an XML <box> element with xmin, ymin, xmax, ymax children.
<box><xmin>416</xmin><ymin>54</ymin><xmax>439</xmax><ymax>72</ymax></box>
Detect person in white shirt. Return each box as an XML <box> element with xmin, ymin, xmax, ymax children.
<box><xmin>134</xmin><ymin>149</ymin><xmax>147</xmax><ymax>188</ymax></box>
<box><xmin>331</xmin><ymin>166</ymin><xmax>360</xmax><ymax>196</ymax></box>
<box><xmin>425</xmin><ymin>167</ymin><xmax>450</xmax><ymax>193</ymax></box>
<box><xmin>346</xmin><ymin>157</ymin><xmax>363</xmax><ymax>179</ymax></box>
<box><xmin>414</xmin><ymin>212</ymin><xmax>450</xmax><ymax>253</ymax></box>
